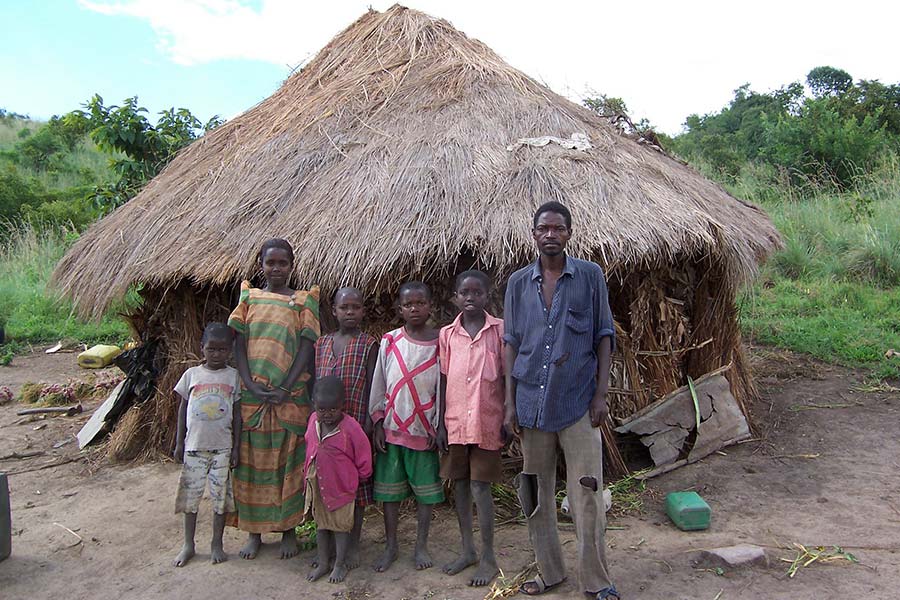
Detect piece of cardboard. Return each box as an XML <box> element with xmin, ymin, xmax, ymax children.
<box><xmin>77</xmin><ymin>381</ymin><xmax>125</xmax><ymax>449</ymax></box>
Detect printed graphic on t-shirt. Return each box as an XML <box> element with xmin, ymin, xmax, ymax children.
<box><xmin>190</xmin><ymin>383</ymin><xmax>233</xmax><ymax>422</ymax></box>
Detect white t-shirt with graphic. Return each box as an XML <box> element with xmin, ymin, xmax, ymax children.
<box><xmin>174</xmin><ymin>364</ymin><xmax>239</xmax><ymax>452</ymax></box>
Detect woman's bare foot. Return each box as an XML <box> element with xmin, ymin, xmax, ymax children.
<box><xmin>372</xmin><ymin>544</ymin><xmax>398</xmax><ymax>572</ymax></box>
<box><xmin>307</xmin><ymin>562</ymin><xmax>331</xmax><ymax>582</ymax></box>
<box><xmin>280</xmin><ymin>531</ymin><xmax>299</xmax><ymax>559</ymax></box>
<box><xmin>173</xmin><ymin>543</ymin><xmax>195</xmax><ymax>567</ymax></box>
<box><xmin>211</xmin><ymin>543</ymin><xmax>228</xmax><ymax>565</ymax></box>
<box><xmin>239</xmin><ymin>534</ymin><xmax>262</xmax><ymax>559</ymax></box>
<box><xmin>468</xmin><ymin>558</ymin><xmax>499</xmax><ymax>586</ymax></box>
<box><xmin>414</xmin><ymin>546</ymin><xmax>434</xmax><ymax>570</ymax></box>
<box><xmin>329</xmin><ymin>562</ymin><xmax>349</xmax><ymax>583</ymax></box>
<box><xmin>442</xmin><ymin>552</ymin><xmax>477</xmax><ymax>575</ymax></box>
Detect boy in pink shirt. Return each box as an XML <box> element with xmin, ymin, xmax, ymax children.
<box><xmin>436</xmin><ymin>270</ymin><xmax>507</xmax><ymax>587</ymax></box>
<box><xmin>304</xmin><ymin>376</ymin><xmax>372</xmax><ymax>584</ymax></box>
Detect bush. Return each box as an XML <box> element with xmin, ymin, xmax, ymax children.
<box><xmin>0</xmin><ymin>165</ymin><xmax>40</xmax><ymax>220</ymax></box>
<box><xmin>20</xmin><ymin>185</ymin><xmax>99</xmax><ymax>229</ymax></box>
<box><xmin>762</xmin><ymin>99</ymin><xmax>889</xmax><ymax>188</ymax></box>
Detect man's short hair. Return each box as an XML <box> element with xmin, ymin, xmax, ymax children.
<box><xmin>533</xmin><ymin>201</ymin><xmax>572</xmax><ymax>230</ymax></box>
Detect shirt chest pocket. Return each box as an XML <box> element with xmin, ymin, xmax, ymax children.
<box><xmin>565</xmin><ymin>308</ymin><xmax>591</xmax><ymax>335</ymax></box>
<box><xmin>481</xmin><ymin>350</ymin><xmax>500</xmax><ymax>382</ymax></box>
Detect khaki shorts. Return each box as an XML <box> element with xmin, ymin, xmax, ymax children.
<box><xmin>175</xmin><ymin>450</ymin><xmax>235</xmax><ymax>514</ymax></box>
<box><xmin>440</xmin><ymin>444</ymin><xmax>502</xmax><ymax>483</ymax></box>
<box><xmin>303</xmin><ymin>462</ymin><xmax>355</xmax><ymax>532</ymax></box>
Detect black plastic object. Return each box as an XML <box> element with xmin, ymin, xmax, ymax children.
<box><xmin>0</xmin><ymin>472</ymin><xmax>10</xmax><ymax>561</ymax></box>
<box><xmin>106</xmin><ymin>340</ymin><xmax>159</xmax><ymax>425</ymax></box>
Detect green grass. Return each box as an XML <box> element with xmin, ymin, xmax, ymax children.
<box><xmin>740</xmin><ymin>275</ymin><xmax>900</xmax><ymax>379</ymax></box>
<box><xmin>0</xmin><ymin>223</ymin><xmax>132</xmax><ymax>347</ymax></box>
<box><xmin>732</xmin><ymin>155</ymin><xmax>900</xmax><ymax>379</ymax></box>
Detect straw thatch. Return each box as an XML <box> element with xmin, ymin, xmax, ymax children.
<box><xmin>51</xmin><ymin>4</ymin><xmax>781</xmax><ymax>468</ymax></box>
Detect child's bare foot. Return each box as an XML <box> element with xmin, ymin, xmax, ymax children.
<box><xmin>442</xmin><ymin>551</ymin><xmax>477</xmax><ymax>575</ymax></box>
<box><xmin>414</xmin><ymin>546</ymin><xmax>434</xmax><ymax>570</ymax></box>
<box><xmin>211</xmin><ymin>544</ymin><xmax>228</xmax><ymax>565</ymax></box>
<box><xmin>280</xmin><ymin>532</ymin><xmax>299</xmax><ymax>559</ymax></box>
<box><xmin>469</xmin><ymin>558</ymin><xmax>499</xmax><ymax>586</ymax></box>
<box><xmin>173</xmin><ymin>543</ymin><xmax>195</xmax><ymax>567</ymax></box>
<box><xmin>307</xmin><ymin>562</ymin><xmax>331</xmax><ymax>582</ymax></box>
<box><xmin>372</xmin><ymin>544</ymin><xmax>398</xmax><ymax>572</ymax></box>
<box><xmin>329</xmin><ymin>562</ymin><xmax>349</xmax><ymax>583</ymax></box>
<box><xmin>345</xmin><ymin>548</ymin><xmax>360</xmax><ymax>570</ymax></box>
<box><xmin>239</xmin><ymin>534</ymin><xmax>262</xmax><ymax>559</ymax></box>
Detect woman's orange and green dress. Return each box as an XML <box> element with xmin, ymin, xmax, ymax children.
<box><xmin>227</xmin><ymin>281</ymin><xmax>320</xmax><ymax>533</ymax></box>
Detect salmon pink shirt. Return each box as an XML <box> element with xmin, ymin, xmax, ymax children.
<box><xmin>439</xmin><ymin>312</ymin><xmax>505</xmax><ymax>451</ymax></box>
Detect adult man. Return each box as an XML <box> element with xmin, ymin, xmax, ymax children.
<box><xmin>503</xmin><ymin>201</ymin><xmax>618</xmax><ymax>599</ymax></box>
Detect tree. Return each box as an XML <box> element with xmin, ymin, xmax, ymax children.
<box><xmin>15</xmin><ymin>116</ymin><xmax>89</xmax><ymax>171</ymax></box>
<box><xmin>807</xmin><ymin>66</ymin><xmax>853</xmax><ymax>98</ymax></box>
<box><xmin>583</xmin><ymin>93</ymin><xmax>629</xmax><ymax>116</ymax></box>
<box><xmin>71</xmin><ymin>95</ymin><xmax>223</xmax><ymax>211</ymax></box>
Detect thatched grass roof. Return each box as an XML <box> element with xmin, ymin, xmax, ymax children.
<box><xmin>54</xmin><ymin>4</ymin><xmax>780</xmax><ymax>318</ymax></box>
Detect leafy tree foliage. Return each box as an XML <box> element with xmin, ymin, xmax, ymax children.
<box><xmin>0</xmin><ymin>97</ymin><xmax>221</xmax><ymax>230</ymax></box>
<box><xmin>15</xmin><ymin>116</ymin><xmax>90</xmax><ymax>171</ymax></box>
<box><xmin>670</xmin><ymin>67</ymin><xmax>899</xmax><ymax>189</ymax></box>
<box><xmin>71</xmin><ymin>95</ymin><xmax>223</xmax><ymax>211</ymax></box>
<box><xmin>807</xmin><ymin>66</ymin><xmax>853</xmax><ymax>98</ymax></box>
<box><xmin>0</xmin><ymin>165</ymin><xmax>40</xmax><ymax>220</ymax></box>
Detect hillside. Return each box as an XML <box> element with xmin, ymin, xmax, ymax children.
<box><xmin>0</xmin><ymin>110</ymin><xmax>115</xmax><ymax>227</ymax></box>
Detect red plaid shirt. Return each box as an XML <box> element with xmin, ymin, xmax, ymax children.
<box><xmin>314</xmin><ymin>332</ymin><xmax>378</xmax><ymax>426</ymax></box>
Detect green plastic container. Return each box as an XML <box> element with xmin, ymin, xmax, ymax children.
<box><xmin>666</xmin><ymin>491</ymin><xmax>711</xmax><ymax>531</ymax></box>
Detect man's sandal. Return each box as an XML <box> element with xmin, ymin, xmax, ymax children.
<box><xmin>588</xmin><ymin>585</ymin><xmax>621</xmax><ymax>599</ymax></box>
<box><xmin>519</xmin><ymin>574</ymin><xmax>566</xmax><ymax>595</ymax></box>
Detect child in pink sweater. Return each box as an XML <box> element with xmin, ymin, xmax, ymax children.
<box><xmin>304</xmin><ymin>376</ymin><xmax>372</xmax><ymax>584</ymax></box>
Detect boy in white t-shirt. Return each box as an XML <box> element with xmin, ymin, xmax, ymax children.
<box><xmin>172</xmin><ymin>322</ymin><xmax>241</xmax><ymax>567</ymax></box>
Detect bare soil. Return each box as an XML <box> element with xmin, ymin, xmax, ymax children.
<box><xmin>1</xmin><ymin>346</ymin><xmax>898</xmax><ymax>599</ymax></box>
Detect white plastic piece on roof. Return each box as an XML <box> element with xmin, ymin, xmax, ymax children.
<box><xmin>506</xmin><ymin>132</ymin><xmax>592</xmax><ymax>152</ymax></box>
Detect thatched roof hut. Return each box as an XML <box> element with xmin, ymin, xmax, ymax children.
<box><xmin>53</xmin><ymin>5</ymin><xmax>780</xmax><ymax>466</ymax></box>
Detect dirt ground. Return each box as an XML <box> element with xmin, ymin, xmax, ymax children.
<box><xmin>1</xmin><ymin>346</ymin><xmax>898</xmax><ymax>599</ymax></box>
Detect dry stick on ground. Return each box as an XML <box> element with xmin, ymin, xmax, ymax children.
<box><xmin>5</xmin><ymin>455</ymin><xmax>84</xmax><ymax>476</ymax></box>
<box><xmin>53</xmin><ymin>523</ymin><xmax>84</xmax><ymax>548</ymax></box>
<box><xmin>0</xmin><ymin>450</ymin><xmax>46</xmax><ymax>460</ymax></box>
<box><xmin>16</xmin><ymin>404</ymin><xmax>83</xmax><ymax>417</ymax></box>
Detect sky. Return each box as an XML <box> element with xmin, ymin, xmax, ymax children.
<box><xmin>2</xmin><ymin>0</ymin><xmax>898</xmax><ymax>134</ymax></box>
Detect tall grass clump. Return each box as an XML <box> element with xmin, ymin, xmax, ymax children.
<box><xmin>0</xmin><ymin>222</ymin><xmax>132</xmax><ymax>346</ymax></box>
<box><xmin>738</xmin><ymin>153</ymin><xmax>900</xmax><ymax>378</ymax></box>
<box><xmin>845</xmin><ymin>225</ymin><xmax>900</xmax><ymax>287</ymax></box>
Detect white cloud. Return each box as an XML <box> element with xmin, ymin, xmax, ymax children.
<box><xmin>79</xmin><ymin>0</ymin><xmax>900</xmax><ymax>133</ymax></box>
<box><xmin>79</xmin><ymin>0</ymin><xmax>361</xmax><ymax>67</ymax></box>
